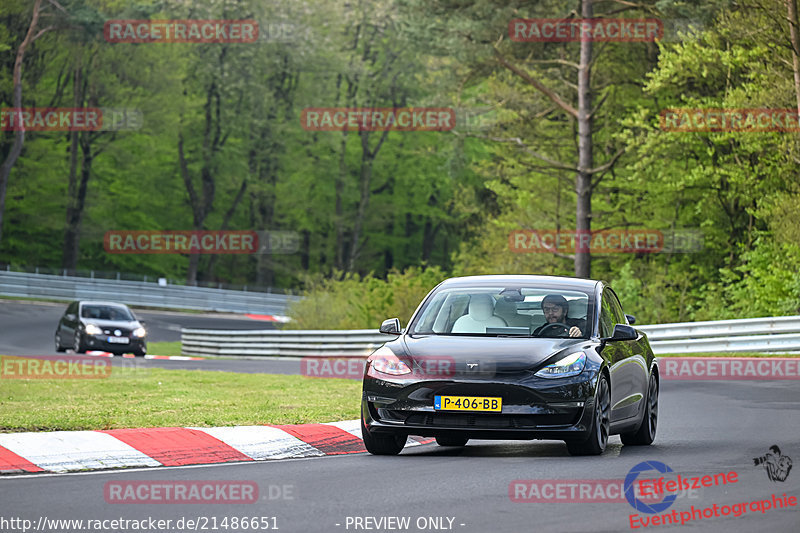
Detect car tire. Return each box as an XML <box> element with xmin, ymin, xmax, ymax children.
<box><xmin>73</xmin><ymin>333</ymin><xmax>87</xmax><ymax>354</ymax></box>
<box><xmin>360</xmin><ymin>412</ymin><xmax>406</xmax><ymax>456</ymax></box>
<box><xmin>435</xmin><ymin>435</ymin><xmax>469</xmax><ymax>447</ymax></box>
<box><xmin>566</xmin><ymin>373</ymin><xmax>610</xmax><ymax>456</ymax></box>
<box><xmin>55</xmin><ymin>333</ymin><xmax>66</xmax><ymax>353</ymax></box>
<box><xmin>621</xmin><ymin>373</ymin><xmax>658</xmax><ymax>446</ymax></box>
<box><xmin>133</xmin><ymin>346</ymin><xmax>146</xmax><ymax>357</ymax></box>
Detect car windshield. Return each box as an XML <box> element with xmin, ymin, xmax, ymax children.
<box><xmin>80</xmin><ymin>305</ymin><xmax>134</xmax><ymax>321</ymax></box>
<box><xmin>408</xmin><ymin>286</ymin><xmax>591</xmax><ymax>338</ymax></box>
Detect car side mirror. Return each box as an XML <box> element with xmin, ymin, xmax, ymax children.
<box><xmin>379</xmin><ymin>318</ymin><xmax>401</xmax><ymax>335</ymax></box>
<box><xmin>625</xmin><ymin>314</ymin><xmax>636</xmax><ymax>325</ymax></box>
<box><xmin>608</xmin><ymin>324</ymin><xmax>637</xmax><ymax>341</ymax></box>
<box><xmin>66</xmin><ymin>313</ymin><xmax>76</xmax><ymax>321</ymax></box>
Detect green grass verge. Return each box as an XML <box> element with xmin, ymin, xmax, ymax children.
<box><xmin>0</xmin><ymin>367</ymin><xmax>360</xmax><ymax>432</ymax></box>
<box><xmin>659</xmin><ymin>352</ymin><xmax>799</xmax><ymax>357</ymax></box>
<box><xmin>147</xmin><ymin>341</ymin><xmax>183</xmax><ymax>357</ymax></box>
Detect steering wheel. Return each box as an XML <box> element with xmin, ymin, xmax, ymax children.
<box><xmin>538</xmin><ymin>322</ymin><xmax>570</xmax><ymax>337</ymax></box>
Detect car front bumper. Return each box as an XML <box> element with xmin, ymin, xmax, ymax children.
<box><xmin>362</xmin><ymin>367</ymin><xmax>601</xmax><ymax>441</ymax></box>
<box><xmin>84</xmin><ymin>335</ymin><xmax>146</xmax><ymax>353</ymax></box>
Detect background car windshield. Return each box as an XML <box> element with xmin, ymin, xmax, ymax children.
<box><xmin>80</xmin><ymin>305</ymin><xmax>134</xmax><ymax>321</ymax></box>
<box><xmin>409</xmin><ymin>287</ymin><xmax>590</xmax><ymax>337</ymax></box>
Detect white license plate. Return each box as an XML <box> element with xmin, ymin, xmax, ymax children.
<box><xmin>107</xmin><ymin>336</ymin><xmax>129</xmax><ymax>344</ymax></box>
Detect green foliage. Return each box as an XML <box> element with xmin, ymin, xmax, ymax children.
<box><xmin>1</xmin><ymin>0</ymin><xmax>798</xmax><ymax>326</ymax></box>
<box><xmin>285</xmin><ymin>266</ymin><xmax>448</xmax><ymax>329</ymax></box>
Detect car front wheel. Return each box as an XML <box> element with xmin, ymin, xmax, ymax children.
<box><xmin>361</xmin><ymin>410</ymin><xmax>406</xmax><ymax>455</ymax></box>
<box><xmin>566</xmin><ymin>373</ymin><xmax>610</xmax><ymax>456</ymax></box>
<box><xmin>73</xmin><ymin>333</ymin><xmax>87</xmax><ymax>354</ymax></box>
<box><xmin>55</xmin><ymin>332</ymin><xmax>66</xmax><ymax>353</ymax></box>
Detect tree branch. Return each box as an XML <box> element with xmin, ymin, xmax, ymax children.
<box><xmin>493</xmin><ymin>49</ymin><xmax>579</xmax><ymax>118</ymax></box>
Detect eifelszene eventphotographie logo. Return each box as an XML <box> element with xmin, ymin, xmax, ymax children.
<box><xmin>753</xmin><ymin>445</ymin><xmax>793</xmax><ymax>482</ymax></box>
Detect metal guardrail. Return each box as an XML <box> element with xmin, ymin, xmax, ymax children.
<box><xmin>181</xmin><ymin>315</ymin><xmax>800</xmax><ymax>357</ymax></box>
<box><xmin>636</xmin><ymin>315</ymin><xmax>800</xmax><ymax>340</ymax></box>
<box><xmin>0</xmin><ymin>270</ymin><xmax>297</xmax><ymax>315</ymax></box>
<box><xmin>639</xmin><ymin>317</ymin><xmax>800</xmax><ymax>354</ymax></box>
<box><xmin>181</xmin><ymin>329</ymin><xmax>394</xmax><ymax>357</ymax></box>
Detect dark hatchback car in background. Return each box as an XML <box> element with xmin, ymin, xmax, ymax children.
<box><xmin>55</xmin><ymin>301</ymin><xmax>147</xmax><ymax>356</ymax></box>
<box><xmin>361</xmin><ymin>275</ymin><xmax>658</xmax><ymax>456</ymax></box>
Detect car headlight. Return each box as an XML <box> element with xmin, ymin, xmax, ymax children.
<box><xmin>84</xmin><ymin>324</ymin><xmax>102</xmax><ymax>335</ymax></box>
<box><xmin>368</xmin><ymin>346</ymin><xmax>411</xmax><ymax>376</ymax></box>
<box><xmin>535</xmin><ymin>352</ymin><xmax>586</xmax><ymax>378</ymax></box>
<box><xmin>132</xmin><ymin>327</ymin><xmax>146</xmax><ymax>338</ymax></box>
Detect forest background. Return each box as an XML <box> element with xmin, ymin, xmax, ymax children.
<box><xmin>1</xmin><ymin>0</ymin><xmax>798</xmax><ymax>328</ymax></box>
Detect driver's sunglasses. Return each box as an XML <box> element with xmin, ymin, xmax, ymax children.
<box><xmin>542</xmin><ymin>306</ymin><xmax>561</xmax><ymax>313</ymax></box>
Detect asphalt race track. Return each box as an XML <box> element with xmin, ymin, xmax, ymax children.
<box><xmin>1</xmin><ymin>300</ymin><xmax>799</xmax><ymax>532</ymax></box>
<box><xmin>0</xmin><ymin>380</ymin><xmax>798</xmax><ymax>532</ymax></box>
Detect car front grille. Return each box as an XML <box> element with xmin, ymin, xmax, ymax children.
<box><xmin>100</xmin><ymin>328</ymin><xmax>131</xmax><ymax>336</ymax></box>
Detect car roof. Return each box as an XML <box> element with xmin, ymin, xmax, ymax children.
<box><xmin>438</xmin><ymin>275</ymin><xmax>600</xmax><ymax>292</ymax></box>
<box><xmin>77</xmin><ymin>301</ymin><xmax>132</xmax><ymax>308</ymax></box>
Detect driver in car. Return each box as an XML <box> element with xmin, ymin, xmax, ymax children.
<box><xmin>533</xmin><ymin>294</ymin><xmax>585</xmax><ymax>338</ymax></box>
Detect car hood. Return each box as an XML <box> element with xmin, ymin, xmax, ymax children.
<box><xmin>399</xmin><ymin>334</ymin><xmax>590</xmax><ymax>373</ymax></box>
<box><xmin>81</xmin><ymin>319</ymin><xmax>140</xmax><ymax>329</ymax></box>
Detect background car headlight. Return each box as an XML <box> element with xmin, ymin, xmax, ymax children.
<box><xmin>84</xmin><ymin>324</ymin><xmax>102</xmax><ymax>335</ymax></box>
<box><xmin>368</xmin><ymin>346</ymin><xmax>411</xmax><ymax>376</ymax></box>
<box><xmin>535</xmin><ymin>352</ymin><xmax>586</xmax><ymax>378</ymax></box>
<box><xmin>132</xmin><ymin>327</ymin><xmax>146</xmax><ymax>338</ymax></box>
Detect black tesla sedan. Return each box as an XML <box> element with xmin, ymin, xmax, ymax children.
<box><xmin>361</xmin><ymin>275</ymin><xmax>658</xmax><ymax>456</ymax></box>
<box><xmin>55</xmin><ymin>301</ymin><xmax>147</xmax><ymax>356</ymax></box>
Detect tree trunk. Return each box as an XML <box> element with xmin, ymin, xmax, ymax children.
<box><xmin>575</xmin><ymin>0</ymin><xmax>594</xmax><ymax>279</ymax></box>
<box><xmin>204</xmin><ymin>177</ymin><xmax>247</xmax><ymax>280</ymax></box>
<box><xmin>787</xmin><ymin>0</ymin><xmax>800</xmax><ymax>118</ymax></box>
<box><xmin>62</xmin><ymin>62</ymin><xmax>87</xmax><ymax>270</ymax></box>
<box><xmin>301</xmin><ymin>229</ymin><xmax>310</xmax><ymax>270</ymax></box>
<box><xmin>0</xmin><ymin>0</ymin><xmax>43</xmax><ymax>249</ymax></box>
<box><xmin>347</xmin><ymin>133</ymin><xmax>375</xmax><ymax>272</ymax></box>
<box><xmin>335</xmin><ymin>131</ymin><xmax>348</xmax><ymax>272</ymax></box>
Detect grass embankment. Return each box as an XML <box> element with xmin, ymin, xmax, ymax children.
<box><xmin>0</xmin><ymin>367</ymin><xmax>360</xmax><ymax>432</ymax></box>
<box><xmin>147</xmin><ymin>341</ymin><xmax>183</xmax><ymax>357</ymax></box>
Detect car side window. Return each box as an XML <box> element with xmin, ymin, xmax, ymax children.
<box><xmin>67</xmin><ymin>302</ymin><xmax>77</xmax><ymax>316</ymax></box>
<box><xmin>599</xmin><ymin>297</ymin><xmax>615</xmax><ymax>338</ymax></box>
<box><xmin>605</xmin><ymin>289</ymin><xmax>627</xmax><ymax>326</ymax></box>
